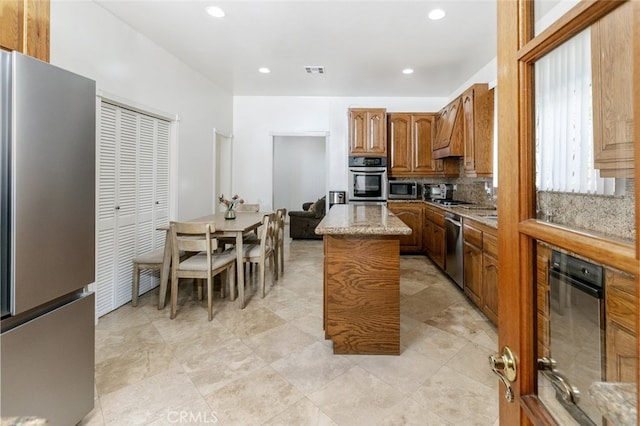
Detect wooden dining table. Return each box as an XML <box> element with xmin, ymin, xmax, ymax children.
<box><xmin>157</xmin><ymin>211</ymin><xmax>266</xmax><ymax>310</ymax></box>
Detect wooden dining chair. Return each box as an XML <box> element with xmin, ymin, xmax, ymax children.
<box><xmin>132</xmin><ymin>246</ymin><xmax>193</xmax><ymax>307</ymax></box>
<box><xmin>235</xmin><ymin>203</ymin><xmax>260</xmax><ymax>212</ymax></box>
<box><xmin>242</xmin><ymin>213</ymin><xmax>276</xmax><ymax>298</ymax></box>
<box><xmin>275</xmin><ymin>208</ymin><xmax>287</xmax><ymax>279</ymax></box>
<box><xmin>169</xmin><ymin>221</ymin><xmax>236</xmax><ymax>320</ymax></box>
<box><xmin>131</xmin><ymin>248</ymin><xmax>165</xmax><ymax>307</ymax></box>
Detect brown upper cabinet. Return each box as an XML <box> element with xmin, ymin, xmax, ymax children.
<box><xmin>0</xmin><ymin>0</ymin><xmax>50</xmax><ymax>62</ymax></box>
<box><xmin>462</xmin><ymin>84</ymin><xmax>495</xmax><ymax>178</ymax></box>
<box><xmin>591</xmin><ymin>2</ymin><xmax>633</xmax><ymax>178</ymax></box>
<box><xmin>348</xmin><ymin>108</ymin><xmax>387</xmax><ymax>156</ymax></box>
<box><xmin>388</xmin><ymin>113</ymin><xmax>458</xmax><ymax>177</ymax></box>
<box><xmin>432</xmin><ymin>97</ymin><xmax>463</xmax><ymax>159</ymax></box>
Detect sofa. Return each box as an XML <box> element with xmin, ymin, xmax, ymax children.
<box><xmin>288</xmin><ymin>196</ymin><xmax>326</xmax><ymax>240</ymax></box>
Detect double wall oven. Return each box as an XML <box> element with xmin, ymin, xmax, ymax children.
<box><xmin>348</xmin><ymin>156</ymin><xmax>388</xmax><ymax>204</ymax></box>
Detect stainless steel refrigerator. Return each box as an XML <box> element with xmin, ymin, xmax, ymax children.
<box><xmin>1</xmin><ymin>51</ymin><xmax>95</xmax><ymax>425</ymax></box>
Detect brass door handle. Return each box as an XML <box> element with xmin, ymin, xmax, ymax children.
<box><xmin>489</xmin><ymin>346</ymin><xmax>517</xmax><ymax>402</ymax></box>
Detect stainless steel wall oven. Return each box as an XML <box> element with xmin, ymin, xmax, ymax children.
<box><xmin>348</xmin><ymin>156</ymin><xmax>388</xmax><ymax>203</ymax></box>
<box><xmin>539</xmin><ymin>250</ymin><xmax>604</xmax><ymax>426</ymax></box>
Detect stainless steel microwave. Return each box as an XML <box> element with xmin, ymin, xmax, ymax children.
<box><xmin>388</xmin><ymin>181</ymin><xmax>418</xmax><ymax>200</ymax></box>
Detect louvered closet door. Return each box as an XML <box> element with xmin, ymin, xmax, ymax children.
<box><xmin>96</xmin><ymin>102</ymin><xmax>171</xmax><ymax>317</ymax></box>
<box><xmin>135</xmin><ymin>117</ymin><xmax>170</xmax><ymax>296</ymax></box>
<box><xmin>154</xmin><ymin>120</ymin><xmax>170</xmax><ymax>245</ymax></box>
<box><xmin>96</xmin><ymin>103</ymin><xmax>118</xmax><ymax>317</ymax></box>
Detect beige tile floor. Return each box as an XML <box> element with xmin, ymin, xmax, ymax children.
<box><xmin>81</xmin><ymin>230</ymin><xmax>500</xmax><ymax>426</ymax></box>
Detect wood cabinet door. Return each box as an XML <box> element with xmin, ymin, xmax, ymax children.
<box><xmin>462</xmin><ymin>88</ymin><xmax>476</xmax><ymax>174</ymax></box>
<box><xmin>349</xmin><ymin>109</ymin><xmax>367</xmax><ymax>155</ymax></box>
<box><xmin>0</xmin><ymin>0</ymin><xmax>50</xmax><ymax>62</ymax></box>
<box><xmin>389</xmin><ymin>203</ymin><xmax>423</xmax><ymax>253</ymax></box>
<box><xmin>482</xmin><ymin>253</ymin><xmax>498</xmax><ymax>325</ymax></box>
<box><xmin>606</xmin><ymin>322</ymin><xmax>638</xmax><ymax>383</ymax></box>
<box><xmin>366</xmin><ymin>110</ymin><xmax>387</xmax><ymax>155</ymax></box>
<box><xmin>412</xmin><ymin>114</ymin><xmax>438</xmax><ymax>175</ymax></box>
<box><xmin>605</xmin><ymin>269</ymin><xmax>637</xmax><ymax>382</ymax></box>
<box><xmin>463</xmin><ymin>241</ymin><xmax>482</xmax><ymax>307</ymax></box>
<box><xmin>423</xmin><ymin>219</ymin><xmax>433</xmax><ymax>256</ymax></box>
<box><xmin>431</xmin><ymin>225</ymin><xmax>445</xmax><ymax>269</ymax></box>
<box><xmin>387</xmin><ymin>114</ymin><xmax>411</xmax><ymax>175</ymax></box>
<box><xmin>591</xmin><ymin>1</ymin><xmax>634</xmax><ymax>177</ymax></box>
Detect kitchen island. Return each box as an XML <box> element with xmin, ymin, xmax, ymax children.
<box><xmin>315</xmin><ymin>204</ymin><xmax>412</xmax><ymax>355</ymax></box>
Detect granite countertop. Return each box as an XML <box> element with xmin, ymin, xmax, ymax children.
<box><xmin>388</xmin><ymin>200</ymin><xmax>498</xmax><ymax>229</ymax></box>
<box><xmin>315</xmin><ymin>204</ymin><xmax>412</xmax><ymax>236</ymax></box>
<box><xmin>589</xmin><ymin>382</ymin><xmax>637</xmax><ymax>425</ymax></box>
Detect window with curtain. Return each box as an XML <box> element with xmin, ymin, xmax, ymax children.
<box><xmin>535</xmin><ymin>28</ymin><xmax>615</xmax><ymax>195</ymax></box>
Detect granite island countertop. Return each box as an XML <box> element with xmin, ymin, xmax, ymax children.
<box><xmin>315</xmin><ymin>204</ymin><xmax>412</xmax><ymax>236</ymax></box>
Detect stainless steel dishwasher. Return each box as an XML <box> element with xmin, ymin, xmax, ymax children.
<box><xmin>444</xmin><ymin>212</ymin><xmax>463</xmax><ymax>289</ymax></box>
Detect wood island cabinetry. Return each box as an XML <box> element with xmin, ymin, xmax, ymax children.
<box><xmin>0</xmin><ymin>0</ymin><xmax>50</xmax><ymax>62</ymax></box>
<box><xmin>348</xmin><ymin>108</ymin><xmax>387</xmax><ymax>156</ymax></box>
<box><xmin>316</xmin><ymin>204</ymin><xmax>411</xmax><ymax>355</ymax></box>
<box><xmin>388</xmin><ymin>202</ymin><xmax>423</xmax><ymax>253</ymax></box>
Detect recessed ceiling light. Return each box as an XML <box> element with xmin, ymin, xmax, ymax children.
<box><xmin>258</xmin><ymin>67</ymin><xmax>271</xmax><ymax>74</ymax></box>
<box><xmin>428</xmin><ymin>8</ymin><xmax>446</xmax><ymax>20</ymax></box>
<box><xmin>402</xmin><ymin>68</ymin><xmax>414</xmax><ymax>75</ymax></box>
<box><xmin>206</xmin><ymin>6</ymin><xmax>225</xmax><ymax>18</ymax></box>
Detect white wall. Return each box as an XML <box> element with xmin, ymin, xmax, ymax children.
<box><xmin>232</xmin><ymin>96</ymin><xmax>448</xmax><ymax>210</ymax></box>
<box><xmin>50</xmin><ymin>0</ymin><xmax>233</xmax><ymax>221</ymax></box>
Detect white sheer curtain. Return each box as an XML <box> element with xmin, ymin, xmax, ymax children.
<box><xmin>535</xmin><ymin>28</ymin><xmax>615</xmax><ymax>195</ymax></box>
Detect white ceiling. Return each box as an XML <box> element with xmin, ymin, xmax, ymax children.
<box><xmin>95</xmin><ymin>0</ymin><xmax>498</xmax><ymax>97</ymax></box>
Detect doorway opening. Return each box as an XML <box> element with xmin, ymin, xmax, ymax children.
<box><xmin>213</xmin><ymin>130</ymin><xmax>233</xmax><ymax>213</ymax></box>
<box><xmin>272</xmin><ymin>133</ymin><xmax>328</xmax><ymax>221</ymax></box>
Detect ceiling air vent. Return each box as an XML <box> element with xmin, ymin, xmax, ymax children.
<box><xmin>305</xmin><ymin>66</ymin><xmax>325</xmax><ymax>74</ymax></box>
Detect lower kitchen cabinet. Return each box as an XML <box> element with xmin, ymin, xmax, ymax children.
<box><xmin>462</xmin><ymin>218</ymin><xmax>498</xmax><ymax>325</ymax></box>
<box><xmin>463</xmin><ymin>230</ymin><xmax>483</xmax><ymax>307</ymax></box>
<box><xmin>605</xmin><ymin>268</ymin><xmax>637</xmax><ymax>382</ymax></box>
<box><xmin>388</xmin><ymin>202</ymin><xmax>423</xmax><ymax>253</ymax></box>
<box><xmin>481</xmin><ymin>232</ymin><xmax>498</xmax><ymax>324</ymax></box>
<box><xmin>423</xmin><ymin>204</ymin><xmax>445</xmax><ymax>268</ymax></box>
<box><xmin>536</xmin><ymin>243</ymin><xmax>551</xmax><ymax>359</ymax></box>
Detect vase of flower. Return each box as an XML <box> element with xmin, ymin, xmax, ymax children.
<box><xmin>224</xmin><ymin>208</ymin><xmax>236</xmax><ymax>220</ymax></box>
<box><xmin>219</xmin><ymin>194</ymin><xmax>243</xmax><ymax>220</ymax></box>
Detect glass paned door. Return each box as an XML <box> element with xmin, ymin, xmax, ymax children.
<box><xmin>496</xmin><ymin>1</ymin><xmax>638</xmax><ymax>424</ymax></box>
